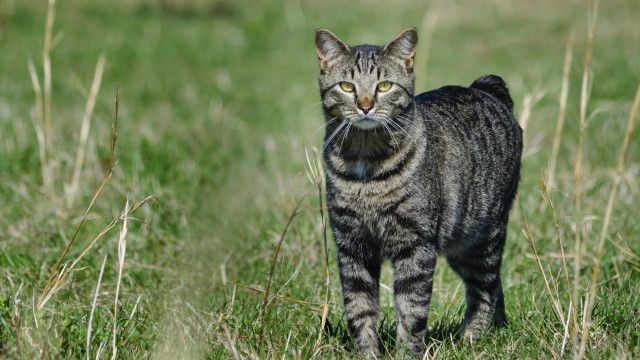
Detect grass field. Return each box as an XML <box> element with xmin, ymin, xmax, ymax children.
<box><xmin>1</xmin><ymin>0</ymin><xmax>639</xmax><ymax>358</ymax></box>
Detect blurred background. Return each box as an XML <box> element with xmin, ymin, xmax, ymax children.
<box><xmin>1</xmin><ymin>0</ymin><xmax>639</xmax><ymax>358</ymax></box>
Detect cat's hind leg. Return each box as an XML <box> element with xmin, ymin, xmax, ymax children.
<box><xmin>446</xmin><ymin>225</ymin><xmax>507</xmax><ymax>342</ymax></box>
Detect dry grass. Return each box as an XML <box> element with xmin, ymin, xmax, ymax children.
<box><xmin>547</xmin><ymin>33</ymin><xmax>574</xmax><ymax>189</ymax></box>
<box><xmin>571</xmin><ymin>7</ymin><xmax>596</xmax><ymax>338</ymax></box>
<box><xmin>5</xmin><ymin>1</ymin><xmax>155</xmax><ymax>357</ymax></box>
<box><xmin>577</xmin><ymin>79</ymin><xmax>640</xmax><ymax>360</ymax></box>
<box><xmin>68</xmin><ymin>55</ymin><xmax>107</xmax><ymax>206</ymax></box>
<box><xmin>87</xmin><ymin>255</ymin><xmax>107</xmax><ymax>360</ymax></box>
<box><xmin>111</xmin><ymin>200</ymin><xmax>130</xmax><ymax>360</ymax></box>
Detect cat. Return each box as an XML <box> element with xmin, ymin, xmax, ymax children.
<box><xmin>315</xmin><ymin>28</ymin><xmax>522</xmax><ymax>357</ymax></box>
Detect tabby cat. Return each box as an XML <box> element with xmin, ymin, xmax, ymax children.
<box><xmin>315</xmin><ymin>28</ymin><xmax>522</xmax><ymax>356</ymax></box>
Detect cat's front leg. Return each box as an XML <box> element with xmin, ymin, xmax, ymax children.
<box><xmin>390</xmin><ymin>242</ymin><xmax>437</xmax><ymax>354</ymax></box>
<box><xmin>335</xmin><ymin>231</ymin><xmax>383</xmax><ymax>357</ymax></box>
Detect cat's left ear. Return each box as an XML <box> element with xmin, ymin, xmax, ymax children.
<box><xmin>383</xmin><ymin>28</ymin><xmax>418</xmax><ymax>70</ymax></box>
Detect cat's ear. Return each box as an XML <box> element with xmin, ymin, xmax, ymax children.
<box><xmin>315</xmin><ymin>29</ymin><xmax>350</xmax><ymax>70</ymax></box>
<box><xmin>383</xmin><ymin>28</ymin><xmax>418</xmax><ymax>70</ymax></box>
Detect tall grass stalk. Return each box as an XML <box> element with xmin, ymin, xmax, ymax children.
<box><xmin>38</xmin><ymin>87</ymin><xmax>153</xmax><ymax>308</ymax></box>
<box><xmin>87</xmin><ymin>255</ymin><xmax>108</xmax><ymax>360</ymax></box>
<box><xmin>576</xmin><ymin>80</ymin><xmax>640</xmax><ymax>360</ymax></box>
<box><xmin>306</xmin><ymin>147</ymin><xmax>331</xmax><ymax>355</ymax></box>
<box><xmin>547</xmin><ymin>33</ymin><xmax>574</xmax><ymax>189</ymax></box>
<box><xmin>38</xmin><ymin>89</ymin><xmax>120</xmax><ymax>308</ymax></box>
<box><xmin>519</xmin><ymin>89</ymin><xmax>544</xmax><ymax>145</ymax></box>
<box><xmin>68</xmin><ymin>55</ymin><xmax>107</xmax><ymax>205</ymax></box>
<box><xmin>42</xmin><ymin>0</ymin><xmax>55</xmax><ymax>195</ymax></box>
<box><xmin>539</xmin><ymin>178</ymin><xmax>578</xmax><ymax>349</ymax></box>
<box><xmin>258</xmin><ymin>197</ymin><xmax>305</xmax><ymax>344</ymax></box>
<box><xmin>572</xmin><ymin>4</ymin><xmax>596</xmax><ymax>354</ymax></box>
<box><xmin>111</xmin><ymin>200</ymin><xmax>130</xmax><ymax>360</ymax></box>
<box><xmin>27</xmin><ymin>60</ymin><xmax>48</xmax><ymax>191</ymax></box>
<box><xmin>522</xmin><ymin>217</ymin><xmax>564</xmax><ymax>322</ymax></box>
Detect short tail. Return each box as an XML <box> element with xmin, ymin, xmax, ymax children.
<box><xmin>470</xmin><ymin>75</ymin><xmax>514</xmax><ymax>111</ymax></box>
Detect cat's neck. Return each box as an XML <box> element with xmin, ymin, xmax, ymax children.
<box><xmin>323</xmin><ymin>113</ymin><xmax>420</xmax><ymax>181</ymax></box>
<box><xmin>334</xmin><ymin>127</ymin><xmax>401</xmax><ymax>161</ymax></box>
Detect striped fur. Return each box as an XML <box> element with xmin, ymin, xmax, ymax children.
<box><xmin>316</xmin><ymin>29</ymin><xmax>522</xmax><ymax>356</ymax></box>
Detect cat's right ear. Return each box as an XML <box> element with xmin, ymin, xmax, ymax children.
<box><xmin>315</xmin><ymin>29</ymin><xmax>350</xmax><ymax>70</ymax></box>
<box><xmin>383</xmin><ymin>28</ymin><xmax>418</xmax><ymax>70</ymax></box>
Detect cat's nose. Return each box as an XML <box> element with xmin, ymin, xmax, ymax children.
<box><xmin>357</xmin><ymin>97</ymin><xmax>374</xmax><ymax>114</ymax></box>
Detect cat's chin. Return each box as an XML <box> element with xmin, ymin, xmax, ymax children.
<box><xmin>352</xmin><ymin>118</ymin><xmax>381</xmax><ymax>130</ymax></box>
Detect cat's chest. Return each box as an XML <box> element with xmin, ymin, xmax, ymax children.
<box><xmin>329</xmin><ymin>181</ymin><xmax>417</xmax><ymax>245</ymax></box>
<box><xmin>352</xmin><ymin>161</ymin><xmax>368</xmax><ymax>180</ymax></box>
<box><xmin>329</xmin><ymin>177</ymin><xmax>409</xmax><ymax>223</ymax></box>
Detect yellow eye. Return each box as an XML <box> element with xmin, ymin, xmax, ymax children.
<box><xmin>377</xmin><ymin>81</ymin><xmax>392</xmax><ymax>92</ymax></box>
<box><xmin>339</xmin><ymin>82</ymin><xmax>355</xmax><ymax>92</ymax></box>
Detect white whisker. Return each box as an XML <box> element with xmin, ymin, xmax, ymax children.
<box><xmin>323</xmin><ymin>121</ymin><xmax>348</xmax><ymax>151</ymax></box>
<box><xmin>338</xmin><ymin>123</ymin><xmax>352</xmax><ymax>155</ymax></box>
<box><xmin>316</xmin><ymin>116</ymin><xmax>339</xmax><ymax>132</ymax></box>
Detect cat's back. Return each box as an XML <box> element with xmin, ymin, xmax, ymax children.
<box><xmin>412</xmin><ymin>76</ymin><xmax>522</xmax><ymax>248</ymax></box>
<box><xmin>414</xmin><ymin>76</ymin><xmax>522</xmax><ymax>161</ymax></box>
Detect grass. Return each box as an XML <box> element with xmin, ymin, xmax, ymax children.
<box><xmin>0</xmin><ymin>0</ymin><xmax>639</xmax><ymax>358</ymax></box>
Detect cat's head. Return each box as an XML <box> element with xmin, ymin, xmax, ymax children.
<box><xmin>315</xmin><ymin>28</ymin><xmax>417</xmax><ymax>130</ymax></box>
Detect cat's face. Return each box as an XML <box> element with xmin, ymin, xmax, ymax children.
<box><xmin>316</xmin><ymin>29</ymin><xmax>417</xmax><ymax>130</ymax></box>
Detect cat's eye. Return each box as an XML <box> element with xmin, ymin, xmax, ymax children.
<box><xmin>377</xmin><ymin>81</ymin><xmax>392</xmax><ymax>92</ymax></box>
<box><xmin>339</xmin><ymin>82</ymin><xmax>355</xmax><ymax>92</ymax></box>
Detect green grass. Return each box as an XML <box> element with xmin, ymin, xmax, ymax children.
<box><xmin>1</xmin><ymin>0</ymin><xmax>639</xmax><ymax>358</ymax></box>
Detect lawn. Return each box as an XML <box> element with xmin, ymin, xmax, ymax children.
<box><xmin>1</xmin><ymin>0</ymin><xmax>639</xmax><ymax>358</ymax></box>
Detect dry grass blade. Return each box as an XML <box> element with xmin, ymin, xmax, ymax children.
<box><xmin>305</xmin><ymin>147</ymin><xmax>331</xmax><ymax>354</ymax></box>
<box><xmin>608</xmin><ymin>236</ymin><xmax>640</xmax><ymax>265</ymax></box>
<box><xmin>42</xmin><ymin>0</ymin><xmax>55</xmax><ymax>159</ymax></box>
<box><xmin>109</xmin><ymin>87</ymin><xmax>119</xmax><ymax>170</ymax></box>
<box><xmin>234</xmin><ymin>283</ymin><xmax>323</xmax><ymax>313</ymax></box>
<box><xmin>39</xmin><ymin>196</ymin><xmax>152</xmax><ymax>308</ymax></box>
<box><xmin>522</xmin><ymin>217</ymin><xmax>564</xmax><ymax>322</ymax></box>
<box><xmin>576</xmin><ymin>79</ymin><xmax>640</xmax><ymax>360</ymax></box>
<box><xmin>27</xmin><ymin>60</ymin><xmax>49</xmax><ymax>191</ymax></box>
<box><xmin>561</xmin><ymin>300</ymin><xmax>573</xmax><ymax>354</ymax></box>
<box><xmin>222</xmin><ymin>324</ymin><xmax>240</xmax><ymax>360</ymax></box>
<box><xmin>538</xmin><ymin>178</ymin><xmax>576</xmax><ymax>344</ymax></box>
<box><xmin>547</xmin><ymin>32</ymin><xmax>574</xmax><ymax>189</ymax></box>
<box><xmin>519</xmin><ymin>89</ymin><xmax>545</xmax><ymax>147</ymax></box>
<box><xmin>38</xmin><ymin>89</ymin><xmax>121</xmax><ymax>309</ymax></box>
<box><xmin>258</xmin><ymin>196</ymin><xmax>305</xmax><ymax>343</ymax></box>
<box><xmin>572</xmin><ymin>4</ymin><xmax>596</xmax><ymax>330</ymax></box>
<box><xmin>68</xmin><ymin>55</ymin><xmax>107</xmax><ymax>205</ymax></box>
<box><xmin>111</xmin><ymin>199</ymin><xmax>130</xmax><ymax>360</ymax></box>
<box><xmin>539</xmin><ymin>179</ymin><xmax>572</xmax><ymax>294</ymax></box>
<box><xmin>87</xmin><ymin>255</ymin><xmax>107</xmax><ymax>360</ymax></box>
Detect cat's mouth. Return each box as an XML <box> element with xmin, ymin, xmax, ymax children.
<box><xmin>352</xmin><ymin>116</ymin><xmax>381</xmax><ymax>130</ymax></box>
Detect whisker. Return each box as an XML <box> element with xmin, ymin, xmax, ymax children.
<box><xmin>323</xmin><ymin>121</ymin><xmax>348</xmax><ymax>151</ymax></box>
<box><xmin>375</xmin><ymin>116</ymin><xmax>399</xmax><ymax>150</ymax></box>
<box><xmin>375</xmin><ymin>113</ymin><xmax>409</xmax><ymax>137</ymax></box>
<box><xmin>338</xmin><ymin>123</ymin><xmax>352</xmax><ymax>155</ymax></box>
<box><xmin>386</xmin><ymin>119</ymin><xmax>408</xmax><ymax>136</ymax></box>
<box><xmin>394</xmin><ymin>115</ymin><xmax>411</xmax><ymax>124</ymax></box>
<box><xmin>316</xmin><ymin>116</ymin><xmax>339</xmax><ymax>132</ymax></box>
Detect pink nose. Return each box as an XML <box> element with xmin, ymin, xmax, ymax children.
<box><xmin>359</xmin><ymin>104</ymin><xmax>371</xmax><ymax>114</ymax></box>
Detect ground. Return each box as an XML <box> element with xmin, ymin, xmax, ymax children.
<box><xmin>0</xmin><ymin>0</ymin><xmax>639</xmax><ymax>358</ymax></box>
